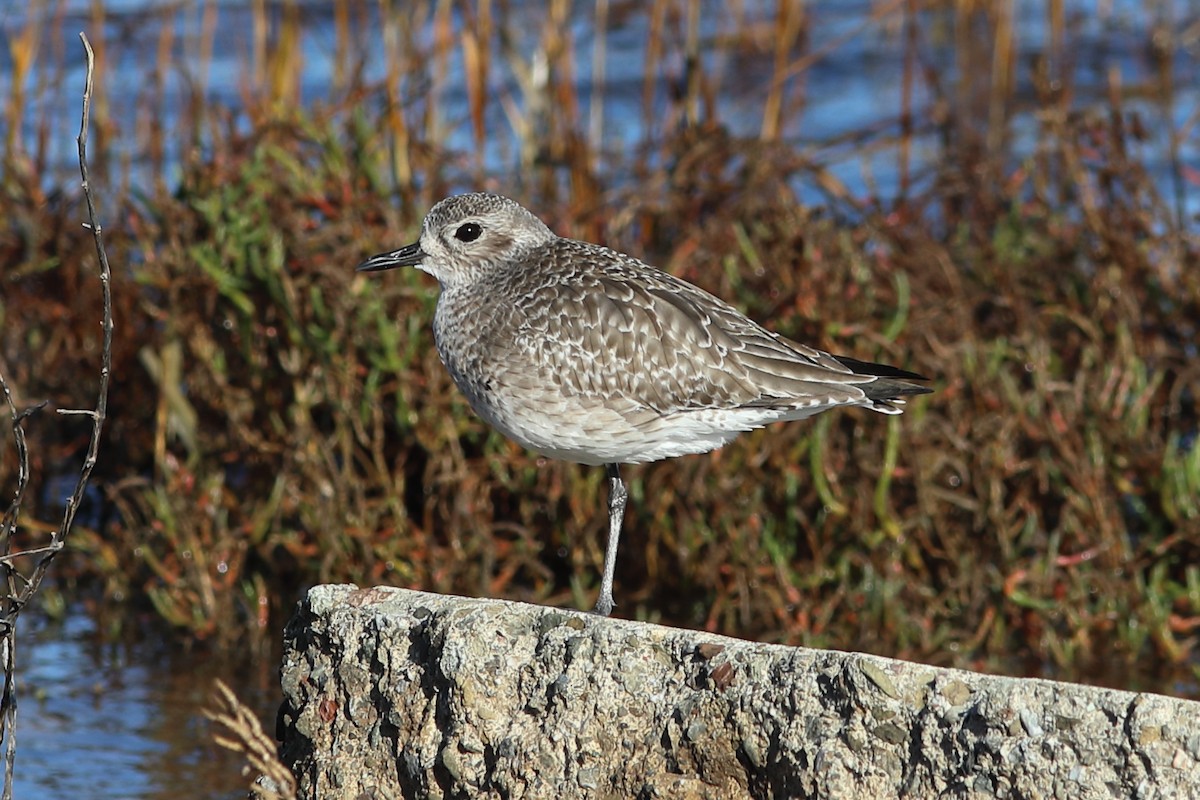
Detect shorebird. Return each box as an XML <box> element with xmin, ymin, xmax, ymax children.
<box><xmin>358</xmin><ymin>193</ymin><xmax>931</xmax><ymax>616</ymax></box>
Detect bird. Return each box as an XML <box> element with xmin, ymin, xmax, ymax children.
<box><xmin>358</xmin><ymin>193</ymin><xmax>931</xmax><ymax>616</ymax></box>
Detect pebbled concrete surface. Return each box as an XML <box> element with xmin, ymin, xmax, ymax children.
<box><xmin>277</xmin><ymin>585</ymin><xmax>1200</xmax><ymax>799</ymax></box>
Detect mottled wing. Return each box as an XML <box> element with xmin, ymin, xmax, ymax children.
<box><xmin>520</xmin><ymin>240</ymin><xmax>893</xmax><ymax>414</ymax></box>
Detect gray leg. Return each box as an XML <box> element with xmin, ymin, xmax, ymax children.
<box><xmin>594</xmin><ymin>463</ymin><xmax>627</xmax><ymax>616</ymax></box>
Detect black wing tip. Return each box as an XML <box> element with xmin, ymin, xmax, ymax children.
<box><xmin>832</xmin><ymin>354</ymin><xmax>931</xmax><ymax>383</ymax></box>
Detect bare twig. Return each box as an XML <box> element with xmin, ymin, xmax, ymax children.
<box><xmin>55</xmin><ymin>409</ymin><xmax>102</xmax><ymax>418</ymax></box>
<box><xmin>0</xmin><ymin>388</ymin><xmax>38</xmax><ymax>568</ymax></box>
<box><xmin>0</xmin><ymin>634</ymin><xmax>14</xmax><ymax>800</ymax></box>
<box><xmin>0</xmin><ymin>33</ymin><xmax>112</xmax><ymax>798</ymax></box>
<box><xmin>0</xmin><ymin>251</ymin><xmax>36</xmax><ymax>800</ymax></box>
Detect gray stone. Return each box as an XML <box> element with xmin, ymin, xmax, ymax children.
<box><xmin>278</xmin><ymin>585</ymin><xmax>1200</xmax><ymax>799</ymax></box>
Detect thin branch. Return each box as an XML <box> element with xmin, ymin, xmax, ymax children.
<box><xmin>0</xmin><ymin>33</ymin><xmax>112</xmax><ymax>799</ymax></box>
<box><xmin>0</xmin><ymin>546</ymin><xmax>65</xmax><ymax>566</ymax></box>
<box><xmin>0</xmin><ymin>381</ymin><xmax>34</xmax><ymax>568</ymax></box>
<box><xmin>13</xmin><ymin>30</ymin><xmax>113</xmax><ymax>612</ymax></box>
<box><xmin>0</xmin><ymin>339</ymin><xmax>34</xmax><ymax>800</ymax></box>
<box><xmin>55</xmin><ymin>409</ymin><xmax>101</xmax><ymax>418</ymax></box>
<box><xmin>0</xmin><ymin>636</ymin><xmax>12</xmax><ymax>800</ymax></box>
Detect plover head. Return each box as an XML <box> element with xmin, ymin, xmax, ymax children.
<box><xmin>357</xmin><ymin>193</ymin><xmax>555</xmax><ymax>286</ymax></box>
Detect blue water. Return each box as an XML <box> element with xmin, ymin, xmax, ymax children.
<box><xmin>16</xmin><ymin>610</ymin><xmax>275</xmax><ymax>799</ymax></box>
<box><xmin>3</xmin><ymin>0</ymin><xmax>1197</xmax><ymax>215</ymax></box>
<box><xmin>2</xmin><ymin>1</ymin><xmax>1198</xmax><ymax>796</ymax></box>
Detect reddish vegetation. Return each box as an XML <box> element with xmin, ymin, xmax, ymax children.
<box><xmin>1</xmin><ymin>2</ymin><xmax>1197</xmax><ymax>694</ymax></box>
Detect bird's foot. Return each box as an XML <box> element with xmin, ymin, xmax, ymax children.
<box><xmin>592</xmin><ymin>594</ymin><xmax>615</xmax><ymax>617</ymax></box>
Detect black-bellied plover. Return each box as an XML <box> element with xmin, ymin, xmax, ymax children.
<box><xmin>359</xmin><ymin>193</ymin><xmax>931</xmax><ymax>616</ymax></box>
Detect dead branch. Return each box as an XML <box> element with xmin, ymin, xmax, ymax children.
<box><xmin>0</xmin><ymin>32</ymin><xmax>113</xmax><ymax>799</ymax></box>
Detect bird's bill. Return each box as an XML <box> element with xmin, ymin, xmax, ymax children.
<box><xmin>356</xmin><ymin>241</ymin><xmax>427</xmax><ymax>272</ymax></box>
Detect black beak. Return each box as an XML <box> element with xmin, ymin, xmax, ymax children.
<box><xmin>356</xmin><ymin>241</ymin><xmax>427</xmax><ymax>272</ymax></box>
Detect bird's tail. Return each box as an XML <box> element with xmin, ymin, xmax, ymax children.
<box><xmin>831</xmin><ymin>355</ymin><xmax>933</xmax><ymax>414</ymax></box>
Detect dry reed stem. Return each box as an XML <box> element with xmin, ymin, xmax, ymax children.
<box><xmin>205</xmin><ymin>679</ymin><xmax>298</xmax><ymax>800</ymax></box>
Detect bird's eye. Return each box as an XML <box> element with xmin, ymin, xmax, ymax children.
<box><xmin>454</xmin><ymin>223</ymin><xmax>482</xmax><ymax>242</ymax></box>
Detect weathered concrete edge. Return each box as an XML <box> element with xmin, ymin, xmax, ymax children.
<box><xmin>278</xmin><ymin>584</ymin><xmax>1200</xmax><ymax>799</ymax></box>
